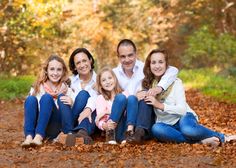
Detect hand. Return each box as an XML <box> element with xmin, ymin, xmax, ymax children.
<box><xmin>146</xmin><ymin>87</ymin><xmax>163</xmax><ymax>96</ymax></box>
<box><xmin>144</xmin><ymin>95</ymin><xmax>164</xmax><ymax>110</ymax></box>
<box><xmin>78</xmin><ymin>108</ymin><xmax>92</xmax><ymax>124</ymax></box>
<box><xmin>136</xmin><ymin>90</ymin><xmax>147</xmax><ymax>101</ymax></box>
<box><xmin>60</xmin><ymin>95</ymin><xmax>73</xmax><ymax>106</ymax></box>
<box><xmin>107</xmin><ymin>120</ymin><xmax>117</xmax><ymax>130</ymax></box>
<box><xmin>102</xmin><ymin>122</ymin><xmax>108</xmax><ymax>130</ymax></box>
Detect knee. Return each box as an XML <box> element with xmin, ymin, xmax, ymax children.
<box><xmin>114</xmin><ymin>93</ymin><xmax>127</xmax><ymax>103</ymax></box>
<box><xmin>127</xmin><ymin>95</ymin><xmax>138</xmax><ymax>104</ymax></box>
<box><xmin>25</xmin><ymin>96</ymin><xmax>38</xmax><ymax>106</ymax></box>
<box><xmin>180</xmin><ymin>125</ymin><xmax>195</xmax><ymax>138</ymax></box>
<box><xmin>40</xmin><ymin>93</ymin><xmax>54</xmax><ymax>103</ymax></box>
<box><xmin>77</xmin><ymin>90</ymin><xmax>90</xmax><ymax>99</ymax></box>
<box><xmin>151</xmin><ymin>123</ymin><xmax>165</xmax><ymax>138</ymax></box>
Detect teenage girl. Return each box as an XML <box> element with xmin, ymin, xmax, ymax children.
<box><xmin>22</xmin><ymin>55</ymin><xmax>74</xmax><ymax>147</ymax></box>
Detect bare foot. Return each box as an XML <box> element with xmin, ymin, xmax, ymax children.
<box><xmin>201</xmin><ymin>137</ymin><xmax>220</xmax><ymax>147</ymax></box>
<box><xmin>225</xmin><ymin>135</ymin><xmax>236</xmax><ymax>143</ymax></box>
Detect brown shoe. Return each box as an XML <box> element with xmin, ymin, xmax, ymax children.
<box><xmin>127</xmin><ymin>127</ymin><xmax>145</xmax><ymax>144</ymax></box>
<box><xmin>65</xmin><ymin>129</ymin><xmax>93</xmax><ymax>147</ymax></box>
<box><xmin>125</xmin><ymin>130</ymin><xmax>134</xmax><ymax>143</ymax></box>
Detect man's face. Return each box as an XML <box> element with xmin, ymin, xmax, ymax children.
<box><xmin>117</xmin><ymin>45</ymin><xmax>137</xmax><ymax>72</ymax></box>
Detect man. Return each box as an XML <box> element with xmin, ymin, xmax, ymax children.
<box><xmin>113</xmin><ymin>39</ymin><xmax>178</xmax><ymax>143</ymax></box>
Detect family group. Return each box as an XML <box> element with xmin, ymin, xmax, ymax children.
<box><xmin>21</xmin><ymin>39</ymin><xmax>236</xmax><ymax>148</ymax></box>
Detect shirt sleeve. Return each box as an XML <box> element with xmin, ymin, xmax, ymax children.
<box><xmin>95</xmin><ymin>95</ymin><xmax>108</xmax><ymax>124</ymax></box>
<box><xmin>163</xmin><ymin>79</ymin><xmax>187</xmax><ymax>116</ymax></box>
<box><xmin>85</xmin><ymin>96</ymin><xmax>96</xmax><ymax>112</ymax></box>
<box><xmin>157</xmin><ymin>66</ymin><xmax>178</xmax><ymax>90</ymax></box>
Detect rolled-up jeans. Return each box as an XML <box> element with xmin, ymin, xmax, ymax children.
<box><xmin>152</xmin><ymin>112</ymin><xmax>225</xmax><ymax>143</ymax></box>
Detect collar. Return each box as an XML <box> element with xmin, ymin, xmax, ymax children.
<box><xmin>71</xmin><ymin>70</ymin><xmax>97</xmax><ymax>83</ymax></box>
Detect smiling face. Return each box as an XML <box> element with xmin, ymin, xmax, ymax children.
<box><xmin>150</xmin><ymin>52</ymin><xmax>167</xmax><ymax>78</ymax></box>
<box><xmin>118</xmin><ymin>45</ymin><xmax>137</xmax><ymax>72</ymax></box>
<box><xmin>47</xmin><ymin>59</ymin><xmax>64</xmax><ymax>84</ymax></box>
<box><xmin>100</xmin><ymin>70</ymin><xmax>116</xmax><ymax>92</ymax></box>
<box><xmin>74</xmin><ymin>52</ymin><xmax>92</xmax><ymax>77</ymax></box>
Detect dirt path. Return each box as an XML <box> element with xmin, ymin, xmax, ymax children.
<box><xmin>0</xmin><ymin>89</ymin><xmax>236</xmax><ymax>168</ymax></box>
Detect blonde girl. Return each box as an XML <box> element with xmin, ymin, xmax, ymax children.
<box><xmin>22</xmin><ymin>55</ymin><xmax>74</xmax><ymax>147</ymax></box>
<box><xmin>95</xmin><ymin>67</ymin><xmax>138</xmax><ymax>144</ymax></box>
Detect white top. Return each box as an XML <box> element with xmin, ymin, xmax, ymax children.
<box><xmin>70</xmin><ymin>71</ymin><xmax>98</xmax><ymax>111</ymax></box>
<box><xmin>154</xmin><ymin>78</ymin><xmax>198</xmax><ymax>125</ymax></box>
<box><xmin>113</xmin><ymin>59</ymin><xmax>179</xmax><ymax>95</ymax></box>
<box><xmin>113</xmin><ymin>60</ymin><xmax>144</xmax><ymax>95</ymax></box>
<box><xmin>29</xmin><ymin>84</ymin><xmax>74</xmax><ymax>109</ymax></box>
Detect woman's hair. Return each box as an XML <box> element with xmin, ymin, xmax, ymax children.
<box><xmin>69</xmin><ymin>48</ymin><xmax>95</xmax><ymax>75</ymax></box>
<box><xmin>33</xmin><ymin>54</ymin><xmax>69</xmax><ymax>95</ymax></box>
<box><xmin>96</xmin><ymin>66</ymin><xmax>123</xmax><ymax>100</ymax></box>
<box><xmin>142</xmin><ymin>49</ymin><xmax>169</xmax><ymax>90</ymax></box>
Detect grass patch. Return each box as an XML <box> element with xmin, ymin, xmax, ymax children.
<box><xmin>0</xmin><ymin>75</ymin><xmax>35</xmax><ymax>100</ymax></box>
<box><xmin>179</xmin><ymin>68</ymin><xmax>236</xmax><ymax>103</ymax></box>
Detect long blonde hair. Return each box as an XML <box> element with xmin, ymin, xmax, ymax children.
<box><xmin>32</xmin><ymin>55</ymin><xmax>69</xmax><ymax>95</ymax></box>
<box><xmin>96</xmin><ymin>66</ymin><xmax>123</xmax><ymax>100</ymax></box>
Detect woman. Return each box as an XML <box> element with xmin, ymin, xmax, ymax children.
<box><xmin>64</xmin><ymin>48</ymin><xmax>98</xmax><ymax>146</ymax></box>
<box><xmin>143</xmin><ymin>49</ymin><xmax>236</xmax><ymax>146</ymax></box>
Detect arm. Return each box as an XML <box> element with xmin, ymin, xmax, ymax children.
<box><xmin>78</xmin><ymin>97</ymin><xmax>97</xmax><ymax>124</ymax></box>
<box><xmin>147</xmin><ymin>66</ymin><xmax>178</xmax><ymax>96</ymax></box>
<box><xmin>145</xmin><ymin>79</ymin><xmax>187</xmax><ymax>116</ymax></box>
<box><xmin>95</xmin><ymin>95</ymin><xmax>109</xmax><ymax>125</ymax></box>
<box><xmin>158</xmin><ymin>66</ymin><xmax>178</xmax><ymax>90</ymax></box>
<box><xmin>163</xmin><ymin>79</ymin><xmax>187</xmax><ymax>115</ymax></box>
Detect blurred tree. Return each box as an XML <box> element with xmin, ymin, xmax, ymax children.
<box><xmin>165</xmin><ymin>0</ymin><xmax>236</xmax><ymax>69</ymax></box>
<box><xmin>0</xmin><ymin>0</ymin><xmax>68</xmax><ymax>75</ymax></box>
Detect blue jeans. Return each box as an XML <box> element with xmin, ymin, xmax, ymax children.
<box><xmin>152</xmin><ymin>112</ymin><xmax>225</xmax><ymax>143</ymax></box>
<box><xmin>135</xmin><ymin>100</ymin><xmax>155</xmax><ymax>133</ymax></box>
<box><xmin>72</xmin><ymin>90</ymin><xmax>96</xmax><ymax>135</ymax></box>
<box><xmin>24</xmin><ymin>94</ymin><xmax>73</xmax><ymax>139</ymax></box>
<box><xmin>109</xmin><ymin>94</ymin><xmax>139</xmax><ymax>142</ymax></box>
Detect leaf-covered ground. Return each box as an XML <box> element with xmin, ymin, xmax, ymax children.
<box><xmin>0</xmin><ymin>89</ymin><xmax>236</xmax><ymax>168</ymax></box>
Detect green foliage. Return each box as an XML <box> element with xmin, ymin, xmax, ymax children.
<box><xmin>0</xmin><ymin>75</ymin><xmax>35</xmax><ymax>100</ymax></box>
<box><xmin>0</xmin><ymin>0</ymin><xmax>68</xmax><ymax>75</ymax></box>
<box><xmin>179</xmin><ymin>68</ymin><xmax>236</xmax><ymax>103</ymax></box>
<box><xmin>182</xmin><ymin>25</ymin><xmax>236</xmax><ymax>69</ymax></box>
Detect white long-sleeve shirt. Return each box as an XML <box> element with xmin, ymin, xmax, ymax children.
<box><xmin>113</xmin><ymin>59</ymin><xmax>179</xmax><ymax>95</ymax></box>
<box><xmin>154</xmin><ymin>78</ymin><xmax>198</xmax><ymax>125</ymax></box>
<box><xmin>70</xmin><ymin>71</ymin><xmax>98</xmax><ymax>111</ymax></box>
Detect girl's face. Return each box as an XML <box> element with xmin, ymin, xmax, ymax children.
<box><xmin>150</xmin><ymin>52</ymin><xmax>167</xmax><ymax>78</ymax></box>
<box><xmin>100</xmin><ymin>71</ymin><xmax>116</xmax><ymax>92</ymax></box>
<box><xmin>47</xmin><ymin>59</ymin><xmax>64</xmax><ymax>84</ymax></box>
<box><xmin>74</xmin><ymin>52</ymin><xmax>92</xmax><ymax>76</ymax></box>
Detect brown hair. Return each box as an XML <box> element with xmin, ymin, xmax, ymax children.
<box><xmin>142</xmin><ymin>49</ymin><xmax>169</xmax><ymax>90</ymax></box>
<box><xmin>96</xmin><ymin>66</ymin><xmax>123</xmax><ymax>100</ymax></box>
<box><xmin>117</xmin><ymin>39</ymin><xmax>137</xmax><ymax>55</ymax></box>
<box><xmin>32</xmin><ymin>55</ymin><xmax>69</xmax><ymax>95</ymax></box>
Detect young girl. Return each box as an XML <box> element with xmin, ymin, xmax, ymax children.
<box><xmin>21</xmin><ymin>55</ymin><xmax>74</xmax><ymax>148</ymax></box>
<box><xmin>95</xmin><ymin>67</ymin><xmax>138</xmax><ymax>144</ymax></box>
<box><xmin>142</xmin><ymin>49</ymin><xmax>236</xmax><ymax>146</ymax></box>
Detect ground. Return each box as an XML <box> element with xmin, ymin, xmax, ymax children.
<box><xmin>0</xmin><ymin>89</ymin><xmax>236</xmax><ymax>168</ymax></box>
